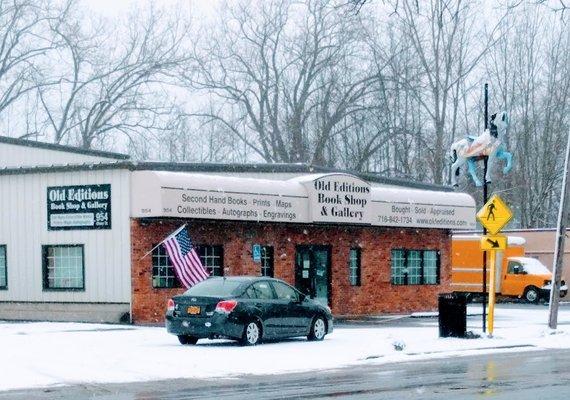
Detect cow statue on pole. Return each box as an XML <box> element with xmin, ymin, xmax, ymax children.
<box><xmin>449</xmin><ymin>111</ymin><xmax>513</xmax><ymax>187</ymax></box>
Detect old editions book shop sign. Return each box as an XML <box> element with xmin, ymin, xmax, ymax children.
<box><xmin>47</xmin><ymin>185</ymin><xmax>111</xmax><ymax>230</ymax></box>
<box><xmin>308</xmin><ymin>175</ymin><xmax>371</xmax><ymax>223</ymax></box>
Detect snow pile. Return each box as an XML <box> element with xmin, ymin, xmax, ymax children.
<box><xmin>0</xmin><ymin>305</ymin><xmax>569</xmax><ymax>392</ymax></box>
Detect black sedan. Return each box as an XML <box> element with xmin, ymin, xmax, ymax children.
<box><xmin>165</xmin><ymin>276</ymin><xmax>333</xmax><ymax>346</ymax></box>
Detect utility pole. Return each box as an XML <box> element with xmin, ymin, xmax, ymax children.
<box><xmin>548</xmin><ymin>128</ymin><xmax>570</xmax><ymax>329</ymax></box>
<box><xmin>482</xmin><ymin>83</ymin><xmax>489</xmax><ymax>333</ymax></box>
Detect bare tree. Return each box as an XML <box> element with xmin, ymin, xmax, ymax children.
<box><xmin>184</xmin><ymin>0</ymin><xmax>381</xmax><ymax>167</ymax></box>
<box><xmin>0</xmin><ymin>0</ymin><xmax>65</xmax><ymax>136</ymax></box>
<box><xmin>384</xmin><ymin>0</ymin><xmax>503</xmax><ymax>184</ymax></box>
<box><xmin>36</xmin><ymin>4</ymin><xmax>190</xmax><ymax>149</ymax></box>
<box><xmin>489</xmin><ymin>9</ymin><xmax>570</xmax><ymax>227</ymax></box>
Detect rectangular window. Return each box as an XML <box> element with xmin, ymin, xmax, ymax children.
<box><xmin>407</xmin><ymin>250</ymin><xmax>422</xmax><ymax>285</ymax></box>
<box><xmin>197</xmin><ymin>245</ymin><xmax>224</xmax><ymax>276</ymax></box>
<box><xmin>348</xmin><ymin>248</ymin><xmax>361</xmax><ymax>286</ymax></box>
<box><xmin>0</xmin><ymin>245</ymin><xmax>6</xmax><ymax>289</ymax></box>
<box><xmin>391</xmin><ymin>249</ymin><xmax>440</xmax><ymax>286</ymax></box>
<box><xmin>43</xmin><ymin>245</ymin><xmax>84</xmax><ymax>291</ymax></box>
<box><xmin>152</xmin><ymin>244</ymin><xmax>180</xmax><ymax>288</ymax></box>
<box><xmin>423</xmin><ymin>250</ymin><xmax>439</xmax><ymax>284</ymax></box>
<box><xmin>260</xmin><ymin>246</ymin><xmax>274</xmax><ymax>277</ymax></box>
<box><xmin>391</xmin><ymin>249</ymin><xmax>406</xmax><ymax>285</ymax></box>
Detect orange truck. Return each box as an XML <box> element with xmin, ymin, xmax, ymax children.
<box><xmin>451</xmin><ymin>235</ymin><xmax>567</xmax><ymax>303</ymax></box>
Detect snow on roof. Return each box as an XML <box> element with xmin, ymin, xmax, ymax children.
<box><xmin>371</xmin><ymin>186</ymin><xmax>474</xmax><ymax>207</ymax></box>
<box><xmin>507</xmin><ymin>236</ymin><xmax>526</xmax><ymax>246</ymax></box>
<box><xmin>509</xmin><ymin>257</ymin><xmax>550</xmax><ymax>275</ymax></box>
<box><xmin>453</xmin><ymin>235</ymin><xmax>526</xmax><ymax>246</ymax></box>
<box><xmin>154</xmin><ymin>170</ymin><xmax>307</xmax><ymax>198</ymax></box>
<box><xmin>0</xmin><ymin>135</ymin><xmax>129</xmax><ymax>160</ymax></box>
<box><xmin>288</xmin><ymin>172</ymin><xmax>370</xmax><ymax>185</ymax></box>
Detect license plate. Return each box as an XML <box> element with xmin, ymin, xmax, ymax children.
<box><xmin>187</xmin><ymin>306</ymin><xmax>201</xmax><ymax>315</ymax></box>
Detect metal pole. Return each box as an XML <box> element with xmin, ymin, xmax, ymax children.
<box><xmin>487</xmin><ymin>249</ymin><xmax>497</xmax><ymax>336</ymax></box>
<box><xmin>548</xmin><ymin>128</ymin><xmax>570</xmax><ymax>329</ymax></box>
<box><xmin>484</xmin><ymin>83</ymin><xmax>489</xmax><ymax>130</ymax></box>
<box><xmin>482</xmin><ymin>172</ymin><xmax>488</xmax><ymax>333</ymax></box>
<box><xmin>482</xmin><ymin>83</ymin><xmax>489</xmax><ymax>333</ymax></box>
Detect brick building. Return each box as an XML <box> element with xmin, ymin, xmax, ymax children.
<box><xmin>0</xmin><ymin>136</ymin><xmax>476</xmax><ymax>324</ymax></box>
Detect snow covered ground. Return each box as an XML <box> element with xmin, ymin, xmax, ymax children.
<box><xmin>1</xmin><ymin>304</ymin><xmax>570</xmax><ymax>392</ymax></box>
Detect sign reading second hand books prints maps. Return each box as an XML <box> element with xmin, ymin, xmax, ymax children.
<box><xmin>47</xmin><ymin>184</ymin><xmax>111</xmax><ymax>230</ymax></box>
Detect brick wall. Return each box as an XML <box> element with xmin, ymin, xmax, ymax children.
<box><xmin>131</xmin><ymin>219</ymin><xmax>452</xmax><ymax>324</ymax></box>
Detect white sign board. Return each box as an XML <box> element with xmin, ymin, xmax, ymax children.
<box><xmin>130</xmin><ymin>171</ymin><xmax>476</xmax><ymax>229</ymax></box>
<box><xmin>303</xmin><ymin>174</ymin><xmax>371</xmax><ymax>224</ymax></box>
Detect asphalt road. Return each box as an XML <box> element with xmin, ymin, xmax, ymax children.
<box><xmin>4</xmin><ymin>348</ymin><xmax>570</xmax><ymax>400</ymax></box>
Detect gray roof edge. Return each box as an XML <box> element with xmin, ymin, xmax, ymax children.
<box><xmin>0</xmin><ymin>161</ymin><xmax>133</xmax><ymax>175</ymax></box>
<box><xmin>0</xmin><ymin>136</ymin><xmax>130</xmax><ymax>160</ymax></box>
<box><xmin>0</xmin><ymin>160</ymin><xmax>454</xmax><ymax>192</ymax></box>
<box><xmin>129</xmin><ymin>162</ymin><xmax>454</xmax><ymax>192</ymax></box>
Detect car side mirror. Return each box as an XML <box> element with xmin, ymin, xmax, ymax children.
<box><xmin>296</xmin><ymin>294</ymin><xmax>306</xmax><ymax>303</ymax></box>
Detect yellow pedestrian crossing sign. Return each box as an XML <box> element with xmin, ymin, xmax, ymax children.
<box><xmin>476</xmin><ymin>194</ymin><xmax>513</xmax><ymax>235</ymax></box>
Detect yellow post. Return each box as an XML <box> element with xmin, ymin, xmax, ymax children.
<box><xmin>487</xmin><ymin>249</ymin><xmax>497</xmax><ymax>336</ymax></box>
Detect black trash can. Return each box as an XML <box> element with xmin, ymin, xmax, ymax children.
<box><xmin>438</xmin><ymin>293</ymin><xmax>467</xmax><ymax>338</ymax></box>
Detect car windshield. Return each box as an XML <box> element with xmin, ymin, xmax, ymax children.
<box><xmin>183</xmin><ymin>278</ymin><xmax>243</xmax><ymax>297</ymax></box>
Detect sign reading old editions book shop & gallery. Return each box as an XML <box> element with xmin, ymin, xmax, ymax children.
<box><xmin>47</xmin><ymin>184</ymin><xmax>111</xmax><ymax>230</ymax></box>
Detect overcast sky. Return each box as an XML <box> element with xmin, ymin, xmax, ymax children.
<box><xmin>83</xmin><ymin>0</ymin><xmax>220</xmax><ymax>19</ymax></box>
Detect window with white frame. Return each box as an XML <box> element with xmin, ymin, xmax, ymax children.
<box><xmin>152</xmin><ymin>244</ymin><xmax>180</xmax><ymax>288</ymax></box>
<box><xmin>43</xmin><ymin>245</ymin><xmax>84</xmax><ymax>290</ymax></box>
<box><xmin>260</xmin><ymin>246</ymin><xmax>274</xmax><ymax>277</ymax></box>
<box><xmin>423</xmin><ymin>250</ymin><xmax>439</xmax><ymax>284</ymax></box>
<box><xmin>197</xmin><ymin>245</ymin><xmax>224</xmax><ymax>276</ymax></box>
<box><xmin>407</xmin><ymin>250</ymin><xmax>422</xmax><ymax>285</ymax></box>
<box><xmin>391</xmin><ymin>249</ymin><xmax>440</xmax><ymax>285</ymax></box>
<box><xmin>391</xmin><ymin>249</ymin><xmax>406</xmax><ymax>285</ymax></box>
<box><xmin>0</xmin><ymin>245</ymin><xmax>6</xmax><ymax>289</ymax></box>
<box><xmin>348</xmin><ymin>248</ymin><xmax>361</xmax><ymax>286</ymax></box>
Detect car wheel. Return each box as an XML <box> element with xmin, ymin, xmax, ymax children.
<box><xmin>178</xmin><ymin>335</ymin><xmax>199</xmax><ymax>345</ymax></box>
<box><xmin>524</xmin><ymin>286</ymin><xmax>540</xmax><ymax>304</ymax></box>
<box><xmin>307</xmin><ymin>315</ymin><xmax>327</xmax><ymax>341</ymax></box>
<box><xmin>240</xmin><ymin>320</ymin><xmax>261</xmax><ymax>346</ymax></box>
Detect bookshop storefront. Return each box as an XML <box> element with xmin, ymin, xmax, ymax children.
<box><xmin>129</xmin><ymin>171</ymin><xmax>476</xmax><ymax>324</ymax></box>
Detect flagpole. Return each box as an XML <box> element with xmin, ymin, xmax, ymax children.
<box><xmin>138</xmin><ymin>224</ymin><xmax>187</xmax><ymax>260</ymax></box>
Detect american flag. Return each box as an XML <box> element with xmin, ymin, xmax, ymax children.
<box><xmin>162</xmin><ymin>226</ymin><xmax>209</xmax><ymax>288</ymax></box>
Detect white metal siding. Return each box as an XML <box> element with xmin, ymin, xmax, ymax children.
<box><xmin>0</xmin><ymin>143</ymin><xmax>117</xmax><ymax>168</ymax></box>
<box><xmin>0</xmin><ymin>169</ymin><xmax>131</xmax><ymax>303</ymax></box>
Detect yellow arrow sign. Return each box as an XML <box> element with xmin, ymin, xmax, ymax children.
<box><xmin>476</xmin><ymin>194</ymin><xmax>513</xmax><ymax>234</ymax></box>
<box><xmin>480</xmin><ymin>234</ymin><xmax>507</xmax><ymax>250</ymax></box>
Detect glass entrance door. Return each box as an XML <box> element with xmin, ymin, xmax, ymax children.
<box><xmin>295</xmin><ymin>245</ymin><xmax>331</xmax><ymax>306</ymax></box>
